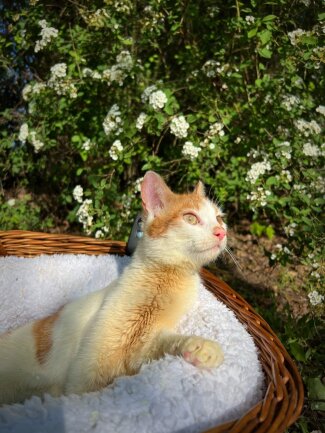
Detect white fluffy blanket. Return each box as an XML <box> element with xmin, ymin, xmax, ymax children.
<box><xmin>0</xmin><ymin>254</ymin><xmax>264</xmax><ymax>433</ymax></box>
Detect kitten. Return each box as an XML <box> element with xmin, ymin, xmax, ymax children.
<box><xmin>0</xmin><ymin>171</ymin><xmax>227</xmax><ymax>405</ymax></box>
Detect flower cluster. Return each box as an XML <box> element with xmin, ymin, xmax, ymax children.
<box><xmin>76</xmin><ymin>199</ymin><xmax>93</xmax><ymax>233</ymax></box>
<box><xmin>170</xmin><ymin>116</ymin><xmax>189</xmax><ymax>138</ymax></box>
<box><xmin>29</xmin><ymin>131</ymin><xmax>44</xmax><ymax>152</ymax></box>
<box><xmin>81</xmin><ymin>8</ymin><xmax>109</xmax><ymax>28</ymax></box>
<box><xmin>284</xmin><ymin>222</ymin><xmax>297</xmax><ymax>237</ymax></box>
<box><xmin>295</xmin><ymin>119</ymin><xmax>321</xmax><ymax>136</ymax></box>
<box><xmin>47</xmin><ymin>63</ymin><xmax>77</xmax><ymax>98</ymax></box>
<box><xmin>22</xmin><ymin>82</ymin><xmax>46</xmax><ymax>101</ymax></box>
<box><xmin>246</xmin><ymin>159</ymin><xmax>271</xmax><ymax>184</ymax></box>
<box><xmin>302</xmin><ymin>142</ymin><xmax>321</xmax><ymax>157</ymax></box>
<box><xmin>288</xmin><ymin>28</ymin><xmax>310</xmax><ymax>46</ymax></box>
<box><xmin>275</xmin><ymin>142</ymin><xmax>292</xmax><ymax>160</ymax></box>
<box><xmin>316</xmin><ymin>105</ymin><xmax>325</xmax><ymax>116</ymax></box>
<box><xmin>103</xmin><ymin>104</ymin><xmax>122</xmax><ymax>136</ymax></box>
<box><xmin>81</xmin><ymin>139</ymin><xmax>93</xmax><ymax>151</ymax></box>
<box><xmin>34</xmin><ymin>19</ymin><xmax>58</xmax><ymax>52</ymax></box>
<box><xmin>73</xmin><ymin>185</ymin><xmax>83</xmax><ymax>203</ymax></box>
<box><xmin>270</xmin><ymin>243</ymin><xmax>292</xmax><ymax>260</ymax></box>
<box><xmin>245</xmin><ymin>16</ymin><xmax>255</xmax><ymax>24</ymax></box>
<box><xmin>18</xmin><ymin>124</ymin><xmax>44</xmax><ymax>152</ymax></box>
<box><xmin>308</xmin><ymin>290</ymin><xmax>324</xmax><ymax>306</ymax></box>
<box><xmin>18</xmin><ymin>123</ymin><xmax>29</xmax><ymax>143</ymax></box>
<box><xmin>247</xmin><ymin>187</ymin><xmax>271</xmax><ymax>208</ymax></box>
<box><xmin>102</xmin><ymin>50</ymin><xmax>133</xmax><ymax>86</ymax></box>
<box><xmin>148</xmin><ymin>90</ymin><xmax>168</xmax><ymax>111</ymax></box>
<box><xmin>109</xmin><ymin>140</ymin><xmax>123</xmax><ymax>160</ymax></box>
<box><xmin>200</xmin><ymin>121</ymin><xmax>225</xmax><ymax>148</ymax></box>
<box><xmin>281</xmin><ymin>94</ymin><xmax>300</xmax><ymax>111</ymax></box>
<box><xmin>182</xmin><ymin>141</ymin><xmax>201</xmax><ymax>160</ymax></box>
<box><xmin>141</xmin><ymin>85</ymin><xmax>158</xmax><ymax>103</ymax></box>
<box><xmin>136</xmin><ymin>113</ymin><xmax>147</xmax><ymax>130</ymax></box>
<box><xmin>202</xmin><ymin>60</ymin><xmax>229</xmax><ymax>78</ymax></box>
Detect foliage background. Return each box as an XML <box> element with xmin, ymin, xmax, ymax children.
<box><xmin>0</xmin><ymin>1</ymin><xmax>324</xmax><ymax>432</ymax></box>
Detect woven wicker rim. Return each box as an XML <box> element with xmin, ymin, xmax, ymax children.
<box><xmin>0</xmin><ymin>230</ymin><xmax>304</xmax><ymax>433</ymax></box>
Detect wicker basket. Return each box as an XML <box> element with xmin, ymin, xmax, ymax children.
<box><xmin>0</xmin><ymin>230</ymin><xmax>304</xmax><ymax>433</ymax></box>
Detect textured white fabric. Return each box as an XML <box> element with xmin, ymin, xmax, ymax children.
<box><xmin>0</xmin><ymin>254</ymin><xmax>264</xmax><ymax>433</ymax></box>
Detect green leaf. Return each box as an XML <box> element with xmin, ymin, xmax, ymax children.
<box><xmin>258</xmin><ymin>47</ymin><xmax>272</xmax><ymax>58</ymax></box>
<box><xmin>289</xmin><ymin>341</ymin><xmax>306</xmax><ymax>362</ymax></box>
<box><xmin>265</xmin><ymin>225</ymin><xmax>275</xmax><ymax>240</ymax></box>
<box><xmin>307</xmin><ymin>377</ymin><xmax>325</xmax><ymax>410</ymax></box>
<box><xmin>258</xmin><ymin>30</ymin><xmax>272</xmax><ymax>45</ymax></box>
<box><xmin>247</xmin><ymin>28</ymin><xmax>258</xmax><ymax>38</ymax></box>
<box><xmin>262</xmin><ymin>15</ymin><xmax>277</xmax><ymax>22</ymax></box>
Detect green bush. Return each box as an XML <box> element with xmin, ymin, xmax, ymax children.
<box><xmin>0</xmin><ymin>0</ymin><xmax>324</xmax><ymax>307</ymax></box>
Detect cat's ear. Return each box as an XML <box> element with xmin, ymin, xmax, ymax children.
<box><xmin>141</xmin><ymin>171</ymin><xmax>172</xmax><ymax>216</ymax></box>
<box><xmin>194</xmin><ymin>181</ymin><xmax>205</xmax><ymax>196</ymax></box>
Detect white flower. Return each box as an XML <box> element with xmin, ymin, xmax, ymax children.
<box><xmin>245</xmin><ymin>15</ymin><xmax>255</xmax><ymax>24</ymax></box>
<box><xmin>91</xmin><ymin>71</ymin><xmax>102</xmax><ymax>80</ymax></box>
<box><xmin>284</xmin><ymin>222</ymin><xmax>297</xmax><ymax>237</ymax></box>
<box><xmin>22</xmin><ymin>84</ymin><xmax>33</xmax><ymax>101</ymax></box>
<box><xmin>18</xmin><ymin>123</ymin><xmax>29</xmax><ymax>142</ymax></box>
<box><xmin>77</xmin><ymin>199</ymin><xmax>93</xmax><ymax>231</ymax></box>
<box><xmin>81</xmin><ymin>139</ymin><xmax>93</xmax><ymax>151</ymax></box>
<box><xmin>235</xmin><ymin>137</ymin><xmax>242</xmax><ymax>144</ymax></box>
<box><xmin>208</xmin><ymin>122</ymin><xmax>224</xmax><ymax>137</ymax></box>
<box><xmin>316</xmin><ymin>105</ymin><xmax>325</xmax><ymax>116</ymax></box>
<box><xmin>82</xmin><ymin>68</ymin><xmax>93</xmax><ymax>78</ymax></box>
<box><xmin>308</xmin><ymin>290</ymin><xmax>324</xmax><ymax>306</ymax></box>
<box><xmin>35</xmin><ymin>20</ymin><xmax>58</xmax><ymax>52</ymax></box>
<box><xmin>95</xmin><ymin>230</ymin><xmax>104</xmax><ymax>239</ymax></box>
<box><xmin>288</xmin><ymin>28</ymin><xmax>308</xmax><ymax>46</ymax></box>
<box><xmin>136</xmin><ymin>112</ymin><xmax>147</xmax><ymax>130</ymax></box>
<box><xmin>247</xmin><ymin>187</ymin><xmax>271</xmax><ymax>209</ymax></box>
<box><xmin>295</xmin><ymin>119</ymin><xmax>321</xmax><ymax>136</ymax></box>
<box><xmin>7</xmin><ymin>198</ymin><xmax>16</xmax><ymax>206</ymax></box>
<box><xmin>281</xmin><ymin>169</ymin><xmax>292</xmax><ymax>182</ymax></box>
<box><xmin>73</xmin><ymin>185</ymin><xmax>83</xmax><ymax>203</ymax></box>
<box><xmin>170</xmin><ymin>116</ymin><xmax>190</xmax><ymax>138</ymax></box>
<box><xmin>246</xmin><ymin>159</ymin><xmax>271</xmax><ymax>184</ymax></box>
<box><xmin>116</xmin><ymin>50</ymin><xmax>133</xmax><ymax>71</ymax></box>
<box><xmin>281</xmin><ymin>94</ymin><xmax>300</xmax><ymax>111</ymax></box>
<box><xmin>109</xmin><ymin>139</ymin><xmax>123</xmax><ymax>160</ymax></box>
<box><xmin>103</xmin><ymin>104</ymin><xmax>122</xmax><ymax>136</ymax></box>
<box><xmin>29</xmin><ymin>130</ymin><xmax>44</xmax><ymax>153</ymax></box>
<box><xmin>148</xmin><ymin>90</ymin><xmax>167</xmax><ymax>110</ymax></box>
<box><xmin>134</xmin><ymin>177</ymin><xmax>144</xmax><ymax>193</ymax></box>
<box><xmin>182</xmin><ymin>141</ymin><xmax>201</xmax><ymax>160</ymax></box>
<box><xmin>202</xmin><ymin>60</ymin><xmax>220</xmax><ymax>78</ymax></box>
<box><xmin>141</xmin><ymin>85</ymin><xmax>157</xmax><ymax>102</ymax></box>
<box><xmin>33</xmin><ymin>82</ymin><xmax>46</xmax><ymax>95</ymax></box>
<box><xmin>303</xmin><ymin>142</ymin><xmax>320</xmax><ymax>157</ymax></box>
<box><xmin>50</xmin><ymin>63</ymin><xmax>67</xmax><ymax>79</ymax></box>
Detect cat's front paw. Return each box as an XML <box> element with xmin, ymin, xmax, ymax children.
<box><xmin>181</xmin><ymin>336</ymin><xmax>224</xmax><ymax>368</ymax></box>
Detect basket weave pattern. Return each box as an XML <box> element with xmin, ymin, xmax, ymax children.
<box><xmin>0</xmin><ymin>230</ymin><xmax>303</xmax><ymax>433</ymax></box>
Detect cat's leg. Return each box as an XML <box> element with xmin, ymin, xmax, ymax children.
<box><xmin>146</xmin><ymin>331</ymin><xmax>224</xmax><ymax>368</ymax></box>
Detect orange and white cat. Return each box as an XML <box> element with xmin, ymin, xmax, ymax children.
<box><xmin>0</xmin><ymin>171</ymin><xmax>227</xmax><ymax>405</ymax></box>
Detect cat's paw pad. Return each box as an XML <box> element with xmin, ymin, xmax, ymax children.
<box><xmin>181</xmin><ymin>337</ymin><xmax>224</xmax><ymax>368</ymax></box>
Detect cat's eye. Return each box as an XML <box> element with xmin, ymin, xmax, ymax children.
<box><xmin>183</xmin><ymin>213</ymin><xmax>199</xmax><ymax>225</ymax></box>
<box><xmin>217</xmin><ymin>216</ymin><xmax>223</xmax><ymax>225</ymax></box>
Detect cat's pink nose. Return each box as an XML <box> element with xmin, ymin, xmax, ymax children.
<box><xmin>213</xmin><ymin>227</ymin><xmax>226</xmax><ymax>240</ymax></box>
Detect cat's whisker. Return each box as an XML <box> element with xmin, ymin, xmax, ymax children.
<box><xmin>223</xmin><ymin>246</ymin><xmax>242</xmax><ymax>272</ymax></box>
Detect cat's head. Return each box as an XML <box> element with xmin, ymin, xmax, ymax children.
<box><xmin>138</xmin><ymin>171</ymin><xmax>227</xmax><ymax>269</ymax></box>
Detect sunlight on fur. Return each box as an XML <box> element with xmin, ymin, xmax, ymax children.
<box><xmin>0</xmin><ymin>171</ymin><xmax>227</xmax><ymax>405</ymax></box>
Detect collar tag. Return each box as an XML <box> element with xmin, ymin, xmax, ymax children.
<box><xmin>126</xmin><ymin>213</ymin><xmax>143</xmax><ymax>256</ymax></box>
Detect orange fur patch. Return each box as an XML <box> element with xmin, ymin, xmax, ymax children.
<box><xmin>33</xmin><ymin>308</ymin><xmax>62</xmax><ymax>364</ymax></box>
<box><xmin>147</xmin><ymin>192</ymin><xmax>204</xmax><ymax>238</ymax></box>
